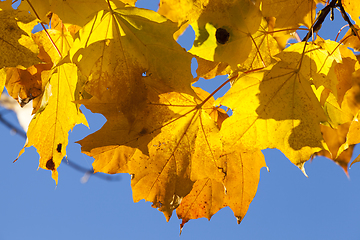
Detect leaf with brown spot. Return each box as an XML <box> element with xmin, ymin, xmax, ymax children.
<box><xmin>17</xmin><ymin>63</ymin><xmax>88</xmax><ymax>184</ymax></box>
<box><xmin>189</xmin><ymin>0</ymin><xmax>262</xmax><ymax>69</ymax></box>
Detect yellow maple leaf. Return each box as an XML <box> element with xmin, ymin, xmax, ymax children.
<box><xmin>79</xmin><ymin>87</ymin><xmax>226</xmax><ymax>219</ymax></box>
<box><xmin>70</xmin><ymin>6</ymin><xmax>194</xmax><ymax>123</ymax></box>
<box><xmin>216</xmin><ymin>42</ymin><xmax>339</xmax><ymax>170</ymax></box>
<box><xmin>17</xmin><ymin>63</ymin><xmax>88</xmax><ymax>183</ymax></box>
<box><xmin>79</xmin><ymin>85</ymin><xmax>265</xmax><ymax>224</ymax></box>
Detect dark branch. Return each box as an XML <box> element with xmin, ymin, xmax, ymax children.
<box><xmin>0</xmin><ymin>112</ymin><xmax>27</xmax><ymax>138</ymax></box>
<box><xmin>0</xmin><ymin>108</ymin><xmax>120</xmax><ymax>182</ymax></box>
<box><xmin>302</xmin><ymin>0</ymin><xmax>337</xmax><ymax>42</ymax></box>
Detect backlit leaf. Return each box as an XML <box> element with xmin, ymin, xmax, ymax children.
<box><xmin>17</xmin><ymin>63</ymin><xmax>88</xmax><ymax>183</ymax></box>
<box><xmin>216</xmin><ymin>42</ymin><xmax>333</xmax><ymax>169</ymax></box>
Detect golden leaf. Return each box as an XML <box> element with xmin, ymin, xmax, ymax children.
<box><xmin>216</xmin><ymin>42</ymin><xmax>337</xmax><ymax>169</ymax></box>
<box><xmin>17</xmin><ymin>63</ymin><xmax>88</xmax><ymax>183</ymax></box>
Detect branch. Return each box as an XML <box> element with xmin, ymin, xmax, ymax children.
<box><xmin>302</xmin><ymin>0</ymin><xmax>337</xmax><ymax>42</ymax></box>
<box><xmin>0</xmin><ymin>109</ymin><xmax>120</xmax><ymax>182</ymax></box>
<box><xmin>0</xmin><ymin>111</ymin><xmax>27</xmax><ymax>138</ymax></box>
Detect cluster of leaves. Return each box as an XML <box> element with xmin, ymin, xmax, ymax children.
<box><xmin>1</xmin><ymin>0</ymin><xmax>360</xmax><ymax>230</ymax></box>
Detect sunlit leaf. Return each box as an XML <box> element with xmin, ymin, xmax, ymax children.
<box><xmin>70</xmin><ymin>7</ymin><xmax>194</xmax><ymax>108</ymax></box>
<box><xmin>216</xmin><ymin>42</ymin><xmax>335</xmax><ymax>169</ymax></box>
<box><xmin>17</xmin><ymin>63</ymin><xmax>88</xmax><ymax>183</ymax></box>
<box><xmin>79</xmin><ymin>87</ymin><xmax>229</xmax><ymax>220</ymax></box>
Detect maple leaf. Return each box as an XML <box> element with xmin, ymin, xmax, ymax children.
<box><xmin>79</xmin><ymin>86</ymin><xmax>265</xmax><ymax>225</ymax></box>
<box><xmin>17</xmin><ymin>63</ymin><xmax>88</xmax><ymax>183</ymax></box>
<box><xmin>189</xmin><ymin>0</ymin><xmax>262</xmax><ymax>69</ymax></box>
<box><xmin>216</xmin><ymin>42</ymin><xmax>336</xmax><ymax>170</ymax></box>
<box><xmin>69</xmin><ymin>6</ymin><xmax>194</xmax><ymax>123</ymax></box>
<box><xmin>0</xmin><ymin>2</ymin><xmax>39</xmax><ymax>69</ymax></box>
<box><xmin>79</xmin><ymin>88</ymin><xmax>223</xmax><ymax>218</ymax></box>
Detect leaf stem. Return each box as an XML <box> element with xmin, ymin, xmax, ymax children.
<box><xmin>198</xmin><ymin>74</ymin><xmax>239</xmax><ymax>108</ymax></box>
<box><xmin>335</xmin><ymin>24</ymin><xmax>349</xmax><ymax>42</ymax></box>
<box><xmin>25</xmin><ymin>0</ymin><xmax>62</xmax><ymax>60</ymax></box>
<box><xmin>106</xmin><ymin>0</ymin><xmax>113</xmax><ymax>12</ymax></box>
<box><xmin>249</xmin><ymin>34</ymin><xmax>266</xmax><ymax>68</ymax></box>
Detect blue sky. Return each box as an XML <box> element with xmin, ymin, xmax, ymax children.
<box><xmin>1</xmin><ymin>1</ymin><xmax>360</xmax><ymax>239</ymax></box>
